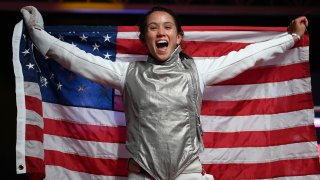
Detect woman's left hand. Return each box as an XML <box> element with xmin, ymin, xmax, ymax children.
<box><xmin>287</xmin><ymin>16</ymin><xmax>308</xmax><ymax>42</ymax></box>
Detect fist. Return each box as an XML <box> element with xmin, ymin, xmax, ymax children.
<box><xmin>287</xmin><ymin>16</ymin><xmax>308</xmax><ymax>37</ymax></box>
<box><xmin>20</xmin><ymin>6</ymin><xmax>44</xmax><ymax>31</ymax></box>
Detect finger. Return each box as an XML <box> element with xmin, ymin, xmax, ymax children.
<box><xmin>20</xmin><ymin>8</ymin><xmax>31</xmax><ymax>21</ymax></box>
<box><xmin>304</xmin><ymin>17</ymin><xmax>309</xmax><ymax>27</ymax></box>
<box><xmin>299</xmin><ymin>18</ymin><xmax>308</xmax><ymax>28</ymax></box>
<box><xmin>22</xmin><ymin>6</ymin><xmax>35</xmax><ymax>13</ymax></box>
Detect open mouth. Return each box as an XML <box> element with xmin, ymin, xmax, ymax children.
<box><xmin>156</xmin><ymin>40</ymin><xmax>168</xmax><ymax>49</ymax></box>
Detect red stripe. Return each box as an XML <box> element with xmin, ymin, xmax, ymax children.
<box><xmin>44</xmin><ymin>118</ymin><xmax>126</xmax><ymax>143</ymax></box>
<box><xmin>215</xmin><ymin>62</ymin><xmax>310</xmax><ymax>85</ymax></box>
<box><xmin>181</xmin><ymin>41</ymin><xmax>249</xmax><ymax>57</ymax></box>
<box><xmin>25</xmin><ymin>95</ymin><xmax>42</xmax><ymax>116</ymax></box>
<box><xmin>118</xmin><ymin>26</ymin><xmax>288</xmax><ymax>32</ymax></box>
<box><xmin>25</xmin><ymin>156</ymin><xmax>45</xmax><ymax>175</ymax></box>
<box><xmin>203</xmin><ymin>125</ymin><xmax>317</xmax><ymax>148</ymax></box>
<box><xmin>118</xmin><ymin>26</ymin><xmax>138</xmax><ymax>32</ymax></box>
<box><xmin>204</xmin><ymin>158</ymin><xmax>320</xmax><ymax>179</ymax></box>
<box><xmin>26</xmin><ymin>124</ymin><xmax>43</xmax><ymax>142</ymax></box>
<box><xmin>201</xmin><ymin>93</ymin><xmax>313</xmax><ymax>116</ymax></box>
<box><xmin>45</xmin><ymin>150</ymin><xmax>128</xmax><ymax>176</ymax></box>
<box><xmin>116</xmin><ymin>38</ymin><xmax>308</xmax><ymax>57</ymax></box>
<box><xmin>293</xmin><ymin>34</ymin><xmax>309</xmax><ymax>47</ymax></box>
<box><xmin>116</xmin><ymin>39</ymin><xmax>250</xmax><ymax>56</ymax></box>
<box><xmin>116</xmin><ymin>39</ymin><xmax>147</xmax><ymax>55</ymax></box>
<box><xmin>182</xmin><ymin>26</ymin><xmax>287</xmax><ymax>32</ymax></box>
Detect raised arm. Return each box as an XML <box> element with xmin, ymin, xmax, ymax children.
<box><xmin>20</xmin><ymin>6</ymin><xmax>128</xmax><ymax>90</ymax></box>
<box><xmin>196</xmin><ymin>16</ymin><xmax>308</xmax><ymax>86</ymax></box>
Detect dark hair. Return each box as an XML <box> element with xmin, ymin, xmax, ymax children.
<box><xmin>138</xmin><ymin>6</ymin><xmax>192</xmax><ymax>60</ymax></box>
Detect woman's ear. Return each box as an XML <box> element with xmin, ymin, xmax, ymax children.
<box><xmin>176</xmin><ymin>33</ymin><xmax>182</xmax><ymax>45</ymax></box>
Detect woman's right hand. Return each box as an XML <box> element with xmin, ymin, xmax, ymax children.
<box><xmin>20</xmin><ymin>6</ymin><xmax>44</xmax><ymax>31</ymax></box>
<box><xmin>20</xmin><ymin>6</ymin><xmax>52</xmax><ymax>56</ymax></box>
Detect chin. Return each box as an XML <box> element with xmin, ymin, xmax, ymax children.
<box><xmin>156</xmin><ymin>56</ymin><xmax>169</xmax><ymax>62</ymax></box>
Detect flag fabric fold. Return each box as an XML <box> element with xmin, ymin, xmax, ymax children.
<box><xmin>13</xmin><ymin>20</ymin><xmax>320</xmax><ymax>179</ymax></box>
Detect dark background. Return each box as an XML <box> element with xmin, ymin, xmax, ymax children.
<box><xmin>1</xmin><ymin>1</ymin><xmax>319</xmax><ymax>179</ymax></box>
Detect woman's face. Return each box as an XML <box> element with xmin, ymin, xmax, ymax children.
<box><xmin>144</xmin><ymin>11</ymin><xmax>182</xmax><ymax>62</ymax></box>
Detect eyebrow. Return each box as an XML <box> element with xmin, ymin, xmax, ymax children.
<box><xmin>147</xmin><ymin>22</ymin><xmax>175</xmax><ymax>27</ymax></box>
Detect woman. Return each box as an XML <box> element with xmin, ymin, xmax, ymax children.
<box><xmin>20</xmin><ymin>6</ymin><xmax>308</xmax><ymax>180</ymax></box>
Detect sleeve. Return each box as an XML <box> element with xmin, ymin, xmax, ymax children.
<box><xmin>195</xmin><ymin>33</ymin><xmax>295</xmax><ymax>86</ymax></box>
<box><xmin>29</xmin><ymin>27</ymin><xmax>129</xmax><ymax>90</ymax></box>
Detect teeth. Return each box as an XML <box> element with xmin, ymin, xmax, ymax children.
<box><xmin>157</xmin><ymin>40</ymin><xmax>168</xmax><ymax>43</ymax></box>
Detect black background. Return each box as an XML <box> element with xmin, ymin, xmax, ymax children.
<box><xmin>1</xmin><ymin>5</ymin><xmax>319</xmax><ymax>179</ymax></box>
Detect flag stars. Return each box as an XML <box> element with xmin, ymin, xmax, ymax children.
<box><xmin>40</xmin><ymin>76</ymin><xmax>48</xmax><ymax>87</ymax></box>
<box><xmin>58</xmin><ymin>34</ymin><xmax>64</xmax><ymax>41</ymax></box>
<box><xmin>103</xmin><ymin>34</ymin><xmax>111</xmax><ymax>42</ymax></box>
<box><xmin>22</xmin><ymin>49</ymin><xmax>30</xmax><ymax>56</ymax></box>
<box><xmin>80</xmin><ymin>34</ymin><xmax>88</xmax><ymax>41</ymax></box>
<box><xmin>71</xmin><ymin>42</ymin><xmax>77</xmax><ymax>47</ymax></box>
<box><xmin>26</xmin><ymin>63</ymin><xmax>35</xmax><ymax>70</ymax></box>
<box><xmin>78</xmin><ymin>85</ymin><xmax>86</xmax><ymax>92</ymax></box>
<box><xmin>104</xmin><ymin>52</ymin><xmax>111</xmax><ymax>60</ymax></box>
<box><xmin>57</xmin><ymin>82</ymin><xmax>63</xmax><ymax>90</ymax></box>
<box><xmin>92</xmin><ymin>43</ymin><xmax>100</xmax><ymax>51</ymax></box>
<box><xmin>50</xmin><ymin>73</ymin><xmax>55</xmax><ymax>80</ymax></box>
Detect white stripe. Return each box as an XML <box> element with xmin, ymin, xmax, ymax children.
<box><xmin>201</xmin><ymin>109</ymin><xmax>314</xmax><ymax>132</ymax></box>
<box><xmin>184</xmin><ymin>31</ymin><xmax>286</xmax><ymax>43</ymax></box>
<box><xmin>116</xmin><ymin>53</ymin><xmax>147</xmax><ymax>62</ymax></box>
<box><xmin>44</xmin><ymin>134</ymin><xmax>130</xmax><ymax>159</ymax></box>
<box><xmin>117</xmin><ymin>31</ymin><xmax>286</xmax><ymax>43</ymax></box>
<box><xmin>199</xmin><ymin>141</ymin><xmax>319</xmax><ymax>164</ymax></box>
<box><xmin>45</xmin><ymin>165</ymin><xmax>127</xmax><ymax>180</ymax></box>
<box><xmin>314</xmin><ymin>118</ymin><xmax>320</xmax><ymax>127</ymax></box>
<box><xmin>43</xmin><ymin>102</ymin><xmax>126</xmax><ymax>126</ymax></box>
<box><xmin>25</xmin><ymin>140</ymin><xmax>44</xmax><ymax>159</ymax></box>
<box><xmin>12</xmin><ymin>20</ymin><xmax>27</xmax><ymax>174</ymax></box>
<box><xmin>264</xmin><ymin>174</ymin><xmax>320</xmax><ymax>180</ymax></box>
<box><xmin>24</xmin><ymin>81</ymin><xmax>42</xmax><ymax>100</ymax></box>
<box><xmin>194</xmin><ymin>46</ymin><xmax>308</xmax><ymax>66</ymax></box>
<box><xmin>203</xmin><ymin>78</ymin><xmax>311</xmax><ymax>101</ymax></box>
<box><xmin>26</xmin><ymin>109</ymin><xmax>44</xmax><ymax>129</ymax></box>
<box><xmin>117</xmin><ymin>31</ymin><xmax>139</xmax><ymax>39</ymax></box>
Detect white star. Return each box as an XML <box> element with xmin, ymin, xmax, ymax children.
<box><xmin>26</xmin><ymin>63</ymin><xmax>35</xmax><ymax>70</ymax></box>
<box><xmin>22</xmin><ymin>49</ymin><xmax>30</xmax><ymax>56</ymax></box>
<box><xmin>79</xmin><ymin>34</ymin><xmax>88</xmax><ymax>41</ymax></box>
<box><xmin>57</xmin><ymin>82</ymin><xmax>63</xmax><ymax>90</ymax></box>
<box><xmin>103</xmin><ymin>34</ymin><xmax>111</xmax><ymax>42</ymax></box>
<box><xmin>58</xmin><ymin>34</ymin><xmax>64</xmax><ymax>41</ymax></box>
<box><xmin>40</xmin><ymin>76</ymin><xmax>48</xmax><ymax>87</ymax></box>
<box><xmin>50</xmin><ymin>73</ymin><xmax>55</xmax><ymax>79</ymax></box>
<box><xmin>78</xmin><ymin>85</ymin><xmax>85</xmax><ymax>92</ymax></box>
<box><xmin>104</xmin><ymin>52</ymin><xmax>111</xmax><ymax>60</ymax></box>
<box><xmin>71</xmin><ymin>42</ymin><xmax>77</xmax><ymax>47</ymax></box>
<box><xmin>92</xmin><ymin>43</ymin><xmax>100</xmax><ymax>51</ymax></box>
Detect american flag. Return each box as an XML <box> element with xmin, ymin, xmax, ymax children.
<box><xmin>13</xmin><ymin>20</ymin><xmax>320</xmax><ymax>179</ymax></box>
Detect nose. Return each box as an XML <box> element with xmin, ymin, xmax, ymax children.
<box><xmin>157</xmin><ymin>27</ymin><xmax>165</xmax><ymax>37</ymax></box>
